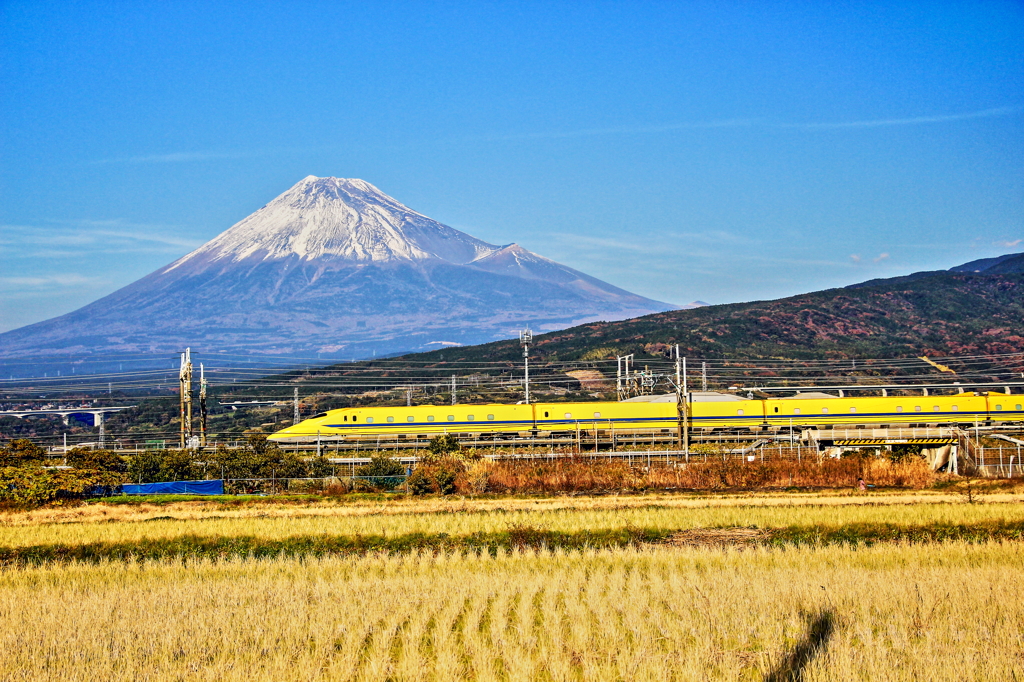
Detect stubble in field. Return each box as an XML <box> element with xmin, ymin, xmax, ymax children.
<box><xmin>0</xmin><ymin>541</ymin><xmax>1020</xmax><ymax>681</ymax></box>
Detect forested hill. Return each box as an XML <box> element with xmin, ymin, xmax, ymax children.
<box><xmin>389</xmin><ymin>271</ymin><xmax>1024</xmax><ymax>365</ymax></box>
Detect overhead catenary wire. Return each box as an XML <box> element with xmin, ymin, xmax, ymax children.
<box><xmin>3</xmin><ymin>350</ymin><xmax>1023</xmax><ymax>399</ymax></box>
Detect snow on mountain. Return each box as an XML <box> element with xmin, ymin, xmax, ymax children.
<box><xmin>166</xmin><ymin>176</ymin><xmax>499</xmax><ymax>270</ymax></box>
<box><xmin>0</xmin><ymin>177</ymin><xmax>676</xmax><ymax>362</ymax></box>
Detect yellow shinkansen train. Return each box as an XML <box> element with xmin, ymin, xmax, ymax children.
<box><xmin>268</xmin><ymin>391</ymin><xmax>1024</xmax><ymax>443</ymax></box>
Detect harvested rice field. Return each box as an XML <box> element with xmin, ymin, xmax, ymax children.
<box><xmin>1</xmin><ymin>490</ymin><xmax>1021</xmax><ymax>680</ymax></box>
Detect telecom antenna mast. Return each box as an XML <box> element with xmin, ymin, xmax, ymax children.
<box><xmin>520</xmin><ymin>328</ymin><xmax>533</xmax><ymax>403</ymax></box>
<box><xmin>199</xmin><ymin>363</ymin><xmax>208</xmax><ymax>447</ymax></box>
<box><xmin>179</xmin><ymin>348</ymin><xmax>193</xmax><ymax>448</ymax></box>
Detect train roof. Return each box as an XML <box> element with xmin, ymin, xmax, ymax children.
<box><xmin>623</xmin><ymin>392</ymin><xmax>746</xmax><ymax>403</ymax></box>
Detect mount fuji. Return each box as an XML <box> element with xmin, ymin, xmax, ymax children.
<box><xmin>0</xmin><ymin>177</ymin><xmax>674</xmax><ymax>362</ymax></box>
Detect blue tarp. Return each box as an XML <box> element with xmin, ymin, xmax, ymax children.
<box><xmin>121</xmin><ymin>480</ymin><xmax>224</xmax><ymax>495</ymax></box>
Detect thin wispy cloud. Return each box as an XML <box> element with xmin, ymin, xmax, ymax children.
<box><xmin>676</xmin><ymin>230</ymin><xmax>752</xmax><ymax>245</ymax></box>
<box><xmin>873</xmin><ymin>252</ymin><xmax>890</xmax><ymax>263</ymax></box>
<box><xmin>996</xmin><ymin>238</ymin><xmax>1022</xmax><ymax>248</ymax></box>
<box><xmin>91</xmin><ymin>150</ymin><xmax>251</xmax><ymax>165</ymax></box>
<box><xmin>0</xmin><ymin>274</ymin><xmax>106</xmax><ymax>288</ymax></box>
<box><xmin>87</xmin><ymin>107</ymin><xmax>1021</xmax><ymax>164</ymax></box>
<box><xmin>850</xmin><ymin>254</ymin><xmax>862</xmax><ymax>263</ymax></box>
<box><xmin>472</xmin><ymin>106</ymin><xmax>1020</xmax><ymax>144</ymax></box>
<box><xmin>548</xmin><ymin>229</ymin><xmax>750</xmax><ymax>254</ymax></box>
<box><xmin>475</xmin><ymin>118</ymin><xmax>758</xmax><ymax>143</ymax></box>
<box><xmin>784</xmin><ymin>106</ymin><xmax>1020</xmax><ymax>130</ymax></box>
<box><xmin>90</xmin><ymin>143</ymin><xmax>319</xmax><ymax>166</ymax></box>
<box><xmin>92</xmin><ymin>229</ymin><xmax>203</xmax><ymax>249</ymax></box>
<box><xmin>547</xmin><ymin>233</ymin><xmax>663</xmax><ymax>254</ymax></box>
<box><xmin>0</xmin><ymin>221</ymin><xmax>204</xmax><ymax>253</ymax></box>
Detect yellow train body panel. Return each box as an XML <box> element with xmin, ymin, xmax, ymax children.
<box><xmin>269</xmin><ymin>391</ymin><xmax>1023</xmax><ymax>443</ymax></box>
<box><xmin>988</xmin><ymin>393</ymin><xmax>1024</xmax><ymax>424</ymax></box>
<box><xmin>270</xmin><ymin>403</ymin><xmax>535</xmax><ymax>442</ymax></box>
<box><xmin>690</xmin><ymin>399</ymin><xmax>766</xmax><ymax>430</ymax></box>
<box><xmin>531</xmin><ymin>401</ymin><xmax>676</xmax><ymax>433</ymax></box>
<box><xmin>764</xmin><ymin>393</ymin><xmax>991</xmax><ymax>428</ymax></box>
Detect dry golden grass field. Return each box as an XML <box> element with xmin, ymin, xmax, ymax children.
<box><xmin>1</xmin><ymin>490</ymin><xmax>1022</xmax><ymax>680</ymax></box>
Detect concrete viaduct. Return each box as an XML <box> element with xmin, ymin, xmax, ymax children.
<box><xmin>0</xmin><ymin>406</ymin><xmax>136</xmax><ymax>446</ymax></box>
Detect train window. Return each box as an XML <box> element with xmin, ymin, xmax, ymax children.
<box><xmin>849</xmin><ymin>407</ymin><xmax>856</xmax><ymax>413</ymax></box>
<box><xmin>951</xmin><ymin>406</ymin><xmax>958</xmax><ymax>412</ymax></box>
<box><xmin>487</xmin><ymin>414</ymin><xmax>495</xmax><ymax>420</ymax></box>
<box><xmin>896</xmin><ymin>406</ymin><xmax>903</xmax><ymax>413</ymax></box>
<box><xmin>737</xmin><ymin>409</ymin><xmax>744</xmax><ymax>416</ymax></box>
<box><xmin>468</xmin><ymin>415</ymin><xmax>475</xmax><ymax>421</ymax></box>
<box><xmin>564</xmin><ymin>413</ymin><xmax>572</xmax><ymax>419</ymax></box>
<box><xmin>914</xmin><ymin>406</ymin><xmax>921</xmax><ymax>412</ymax></box>
<box><xmin>1017</xmin><ymin>405</ymin><xmax>1022</xmax><ymax>411</ymax></box>
<box><xmin>427</xmin><ymin>416</ymin><xmax>435</xmax><ymax>422</ymax></box>
<box><xmin>594</xmin><ymin>412</ymin><xmax>601</xmax><ymax>418</ymax></box>
<box><xmin>352</xmin><ymin>416</ymin><xmax>357</xmax><ymax>422</ymax></box>
<box><xmin>366</xmin><ymin>417</ymin><xmax>373</xmax><ymax>424</ymax></box>
<box><xmin>407</xmin><ymin>416</ymin><xmax>414</xmax><ymax>422</ymax></box>
<box><xmin>544</xmin><ymin>412</ymin><xmax>549</xmax><ymax>418</ymax></box>
<box><xmin>447</xmin><ymin>415</ymin><xmax>455</xmax><ymax>421</ymax></box>
<box><xmin>313</xmin><ymin>412</ymin><xmax>328</xmax><ymax>419</ymax></box>
<box><xmin>343</xmin><ymin>416</ymin><xmax>348</xmax><ymax>421</ymax></box>
<box><xmin>773</xmin><ymin>407</ymin><xmax>779</xmax><ymax>414</ymax></box>
<box><xmin>933</xmin><ymin>406</ymin><xmax>939</xmax><ymax>412</ymax></box>
<box><xmin>793</xmin><ymin>408</ymin><xmax>801</xmax><ymax>415</ymax></box>
<box><xmin>821</xmin><ymin>408</ymin><xmax>829</xmax><ymax>414</ymax></box>
<box><xmin>996</xmin><ymin>405</ymin><xmax>1003</xmax><ymax>411</ymax></box>
<box><xmin>387</xmin><ymin>416</ymin><xmax>395</xmax><ymax>423</ymax></box>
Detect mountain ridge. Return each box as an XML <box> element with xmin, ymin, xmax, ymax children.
<box><xmin>373</xmin><ymin>263</ymin><xmax>1024</xmax><ymax>370</ymax></box>
<box><xmin>0</xmin><ymin>177</ymin><xmax>675</xmax><ymax>362</ymax></box>
<box><xmin>846</xmin><ymin>251</ymin><xmax>1024</xmax><ymax>290</ymax></box>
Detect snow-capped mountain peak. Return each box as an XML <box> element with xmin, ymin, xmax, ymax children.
<box><xmin>0</xmin><ymin>175</ymin><xmax>675</xmax><ymax>361</ymax></box>
<box><xmin>165</xmin><ymin>176</ymin><xmax>499</xmax><ymax>272</ymax></box>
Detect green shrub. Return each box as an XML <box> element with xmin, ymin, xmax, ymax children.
<box><xmin>354</xmin><ymin>455</ymin><xmax>406</xmax><ymax>491</ymax></box>
<box><xmin>0</xmin><ymin>439</ymin><xmax>46</xmax><ymax>467</ymax></box>
<box><xmin>0</xmin><ymin>467</ymin><xmax>123</xmax><ymax>507</ymax></box>
<box><xmin>889</xmin><ymin>444</ymin><xmax>924</xmax><ymax>463</ymax></box>
<box><xmin>427</xmin><ymin>434</ymin><xmax>461</xmax><ymax>459</ymax></box>
<box><xmin>126</xmin><ymin>450</ymin><xmax>162</xmax><ymax>484</ymax></box>
<box><xmin>158</xmin><ymin>450</ymin><xmax>198</xmax><ymax>482</ymax></box>
<box><xmin>407</xmin><ymin>457</ymin><xmax>464</xmax><ymax>495</ymax></box>
<box><xmin>66</xmin><ymin>448</ymin><xmax>127</xmax><ymax>473</ymax></box>
<box><xmin>306</xmin><ymin>454</ymin><xmax>334</xmax><ymax>478</ymax></box>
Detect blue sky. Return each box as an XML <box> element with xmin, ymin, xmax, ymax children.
<box><xmin>1</xmin><ymin>1</ymin><xmax>1022</xmax><ymax>333</ymax></box>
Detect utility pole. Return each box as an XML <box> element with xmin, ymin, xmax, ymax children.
<box><xmin>451</xmin><ymin>375</ymin><xmax>456</xmax><ymax>406</ymax></box>
<box><xmin>675</xmin><ymin>346</ymin><xmax>683</xmax><ymax>448</ymax></box>
<box><xmin>701</xmin><ymin>361</ymin><xmax>707</xmax><ymax>393</ymax></box>
<box><xmin>179</xmin><ymin>348</ymin><xmax>193</xmax><ymax>448</ymax></box>
<box><xmin>520</xmin><ymin>328</ymin><xmax>533</xmax><ymax>403</ymax></box>
<box><xmin>682</xmin><ymin>356</ymin><xmax>689</xmax><ymax>462</ymax></box>
<box><xmin>617</xmin><ymin>354</ymin><xmax>634</xmax><ymax>401</ymax></box>
<box><xmin>293</xmin><ymin>387</ymin><xmax>300</xmax><ymax>424</ymax></box>
<box><xmin>617</xmin><ymin>355</ymin><xmax>623</xmax><ymax>399</ymax></box>
<box><xmin>199</xmin><ymin>363</ymin><xmax>208</xmax><ymax>447</ymax></box>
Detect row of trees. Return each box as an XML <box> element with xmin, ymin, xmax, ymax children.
<box><xmin>1</xmin><ymin>439</ymin><xmax>123</xmax><ymax>506</ymax></box>
<box><xmin>123</xmin><ymin>435</ymin><xmax>335</xmax><ymax>483</ymax></box>
<box><xmin>0</xmin><ymin>435</ymin><xmax>339</xmax><ymax>503</ymax></box>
